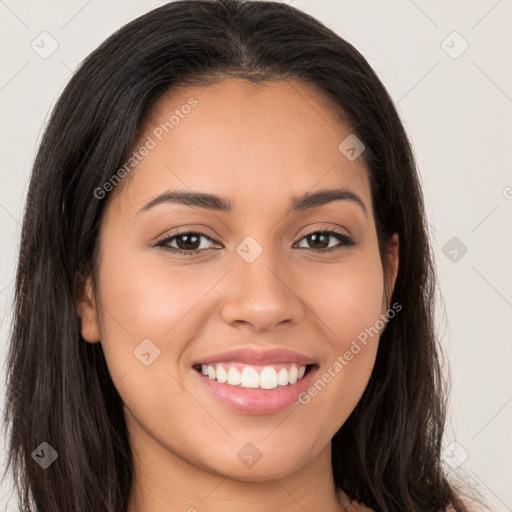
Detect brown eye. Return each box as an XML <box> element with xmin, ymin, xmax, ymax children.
<box><xmin>295</xmin><ymin>230</ymin><xmax>355</xmax><ymax>252</ymax></box>
<box><xmin>156</xmin><ymin>231</ymin><xmax>218</xmax><ymax>255</ymax></box>
<box><xmin>170</xmin><ymin>233</ymin><xmax>202</xmax><ymax>251</ymax></box>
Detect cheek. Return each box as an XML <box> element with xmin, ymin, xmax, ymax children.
<box><xmin>305</xmin><ymin>250</ymin><xmax>385</xmax><ymax>348</ymax></box>
<box><xmin>93</xmin><ymin>245</ymin><xmax>212</xmax><ymax>382</ymax></box>
<box><xmin>294</xmin><ymin>250</ymin><xmax>385</xmax><ymax>428</ymax></box>
<box><xmin>93</xmin><ymin>248</ymin><xmax>215</xmax><ymax>448</ymax></box>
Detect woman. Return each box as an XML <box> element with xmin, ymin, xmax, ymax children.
<box><xmin>2</xmin><ymin>0</ymin><xmax>476</xmax><ymax>510</ymax></box>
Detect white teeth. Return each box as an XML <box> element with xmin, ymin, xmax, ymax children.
<box><xmin>227</xmin><ymin>366</ymin><xmax>241</xmax><ymax>385</ymax></box>
<box><xmin>216</xmin><ymin>364</ymin><xmax>228</xmax><ymax>383</ymax></box>
<box><xmin>288</xmin><ymin>364</ymin><xmax>298</xmax><ymax>384</ymax></box>
<box><xmin>241</xmin><ymin>366</ymin><xmax>260</xmax><ymax>388</ymax></box>
<box><xmin>199</xmin><ymin>363</ymin><xmax>308</xmax><ymax>389</ymax></box>
<box><xmin>277</xmin><ymin>367</ymin><xmax>289</xmax><ymax>386</ymax></box>
<box><xmin>259</xmin><ymin>366</ymin><xmax>278</xmax><ymax>389</ymax></box>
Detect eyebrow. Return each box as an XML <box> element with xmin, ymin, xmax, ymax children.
<box><xmin>136</xmin><ymin>187</ymin><xmax>367</xmax><ymax>217</ymax></box>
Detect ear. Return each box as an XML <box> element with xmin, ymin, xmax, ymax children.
<box><xmin>76</xmin><ymin>275</ymin><xmax>101</xmax><ymax>343</ymax></box>
<box><xmin>383</xmin><ymin>233</ymin><xmax>399</xmax><ymax>308</ymax></box>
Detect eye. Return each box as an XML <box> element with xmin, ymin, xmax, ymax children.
<box><xmin>155</xmin><ymin>229</ymin><xmax>219</xmax><ymax>255</ymax></box>
<box><xmin>294</xmin><ymin>229</ymin><xmax>355</xmax><ymax>253</ymax></box>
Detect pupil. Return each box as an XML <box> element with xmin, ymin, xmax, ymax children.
<box><xmin>177</xmin><ymin>234</ymin><xmax>200</xmax><ymax>250</ymax></box>
<box><xmin>308</xmin><ymin>233</ymin><xmax>328</xmax><ymax>249</ymax></box>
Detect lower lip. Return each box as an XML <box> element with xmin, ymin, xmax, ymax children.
<box><xmin>194</xmin><ymin>366</ymin><xmax>318</xmax><ymax>415</ymax></box>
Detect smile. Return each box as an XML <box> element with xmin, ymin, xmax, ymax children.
<box><xmin>194</xmin><ymin>362</ymin><xmax>310</xmax><ymax>389</ymax></box>
<box><xmin>191</xmin><ymin>347</ymin><xmax>319</xmax><ymax>415</ymax></box>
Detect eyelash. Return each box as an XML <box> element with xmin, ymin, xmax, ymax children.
<box><xmin>154</xmin><ymin>227</ymin><xmax>355</xmax><ymax>256</ymax></box>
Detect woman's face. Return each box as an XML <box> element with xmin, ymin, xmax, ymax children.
<box><xmin>79</xmin><ymin>78</ymin><xmax>398</xmax><ymax>482</ymax></box>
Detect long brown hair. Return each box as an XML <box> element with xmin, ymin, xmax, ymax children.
<box><xmin>3</xmin><ymin>0</ymin><xmax>474</xmax><ymax>510</ymax></box>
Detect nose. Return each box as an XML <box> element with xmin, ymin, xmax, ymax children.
<box><xmin>220</xmin><ymin>245</ymin><xmax>304</xmax><ymax>333</ymax></box>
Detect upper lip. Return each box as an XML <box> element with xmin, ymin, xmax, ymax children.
<box><xmin>192</xmin><ymin>347</ymin><xmax>317</xmax><ymax>367</ymax></box>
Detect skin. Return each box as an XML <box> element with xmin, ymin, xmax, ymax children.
<box><xmin>78</xmin><ymin>78</ymin><xmax>399</xmax><ymax>512</ymax></box>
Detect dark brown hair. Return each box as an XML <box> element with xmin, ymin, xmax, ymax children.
<box><xmin>3</xmin><ymin>0</ymin><xmax>474</xmax><ymax>510</ymax></box>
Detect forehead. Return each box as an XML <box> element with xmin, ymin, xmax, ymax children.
<box><xmin>110</xmin><ymin>78</ymin><xmax>371</xmax><ymax>217</ymax></box>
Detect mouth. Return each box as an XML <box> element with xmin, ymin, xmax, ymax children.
<box><xmin>192</xmin><ymin>362</ymin><xmax>315</xmax><ymax>389</ymax></box>
<box><xmin>191</xmin><ymin>347</ymin><xmax>319</xmax><ymax>415</ymax></box>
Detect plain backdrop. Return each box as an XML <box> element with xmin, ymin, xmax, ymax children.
<box><xmin>1</xmin><ymin>1</ymin><xmax>511</xmax><ymax>510</ymax></box>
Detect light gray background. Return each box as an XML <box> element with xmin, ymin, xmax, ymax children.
<box><xmin>1</xmin><ymin>1</ymin><xmax>511</xmax><ymax>510</ymax></box>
